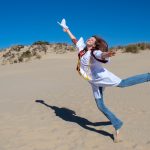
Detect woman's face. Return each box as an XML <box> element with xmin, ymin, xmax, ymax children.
<box><xmin>86</xmin><ymin>37</ymin><xmax>96</xmax><ymax>47</ymax></box>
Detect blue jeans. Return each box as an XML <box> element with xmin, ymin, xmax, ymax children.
<box><xmin>118</xmin><ymin>73</ymin><xmax>150</xmax><ymax>87</ymax></box>
<box><xmin>95</xmin><ymin>73</ymin><xmax>150</xmax><ymax>130</ymax></box>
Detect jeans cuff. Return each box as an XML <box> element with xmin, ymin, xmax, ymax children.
<box><xmin>114</xmin><ymin>121</ymin><xmax>123</xmax><ymax>130</ymax></box>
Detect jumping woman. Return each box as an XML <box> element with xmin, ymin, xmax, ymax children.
<box><xmin>57</xmin><ymin>19</ymin><xmax>150</xmax><ymax>143</ymax></box>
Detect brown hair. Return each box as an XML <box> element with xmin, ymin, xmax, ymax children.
<box><xmin>92</xmin><ymin>35</ymin><xmax>108</xmax><ymax>52</ymax></box>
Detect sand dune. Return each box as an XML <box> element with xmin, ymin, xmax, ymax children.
<box><xmin>0</xmin><ymin>51</ymin><xmax>150</xmax><ymax>150</ymax></box>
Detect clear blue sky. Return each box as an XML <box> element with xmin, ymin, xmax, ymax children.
<box><xmin>0</xmin><ymin>0</ymin><xmax>150</xmax><ymax>48</ymax></box>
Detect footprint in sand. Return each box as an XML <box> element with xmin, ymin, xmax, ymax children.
<box><xmin>132</xmin><ymin>143</ymin><xmax>148</xmax><ymax>150</ymax></box>
<box><xmin>146</xmin><ymin>141</ymin><xmax>150</xmax><ymax>144</ymax></box>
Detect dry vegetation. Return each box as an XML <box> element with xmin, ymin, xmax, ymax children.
<box><xmin>0</xmin><ymin>41</ymin><xmax>149</xmax><ymax>65</ymax></box>
<box><xmin>0</xmin><ymin>41</ymin><xmax>75</xmax><ymax>65</ymax></box>
<box><xmin>110</xmin><ymin>42</ymin><xmax>150</xmax><ymax>53</ymax></box>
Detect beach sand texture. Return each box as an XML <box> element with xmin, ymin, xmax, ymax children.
<box><xmin>0</xmin><ymin>51</ymin><xmax>150</xmax><ymax>150</ymax></box>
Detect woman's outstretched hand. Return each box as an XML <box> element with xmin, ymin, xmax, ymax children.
<box><xmin>101</xmin><ymin>50</ymin><xmax>116</xmax><ymax>59</ymax></box>
<box><xmin>57</xmin><ymin>18</ymin><xmax>76</xmax><ymax>40</ymax></box>
<box><xmin>107</xmin><ymin>50</ymin><xmax>116</xmax><ymax>57</ymax></box>
<box><xmin>57</xmin><ymin>18</ymin><xmax>69</xmax><ymax>31</ymax></box>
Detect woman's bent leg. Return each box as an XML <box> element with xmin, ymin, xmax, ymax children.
<box><xmin>95</xmin><ymin>87</ymin><xmax>123</xmax><ymax>130</ymax></box>
<box><xmin>118</xmin><ymin>73</ymin><xmax>150</xmax><ymax>88</ymax></box>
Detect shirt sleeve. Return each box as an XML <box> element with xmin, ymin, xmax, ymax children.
<box><xmin>72</xmin><ymin>37</ymin><xmax>86</xmax><ymax>52</ymax></box>
<box><xmin>93</xmin><ymin>50</ymin><xmax>110</xmax><ymax>63</ymax></box>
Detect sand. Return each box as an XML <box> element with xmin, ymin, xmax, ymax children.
<box><xmin>0</xmin><ymin>50</ymin><xmax>150</xmax><ymax>150</ymax></box>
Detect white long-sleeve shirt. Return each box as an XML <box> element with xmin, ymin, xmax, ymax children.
<box><xmin>72</xmin><ymin>37</ymin><xmax>121</xmax><ymax>98</ymax></box>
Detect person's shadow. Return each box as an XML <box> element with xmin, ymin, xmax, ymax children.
<box><xmin>35</xmin><ymin>100</ymin><xmax>113</xmax><ymax>140</ymax></box>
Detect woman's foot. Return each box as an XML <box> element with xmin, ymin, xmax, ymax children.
<box><xmin>113</xmin><ymin>130</ymin><xmax>122</xmax><ymax>143</ymax></box>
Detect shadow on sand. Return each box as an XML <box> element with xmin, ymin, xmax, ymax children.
<box><xmin>35</xmin><ymin>99</ymin><xmax>113</xmax><ymax>140</ymax></box>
